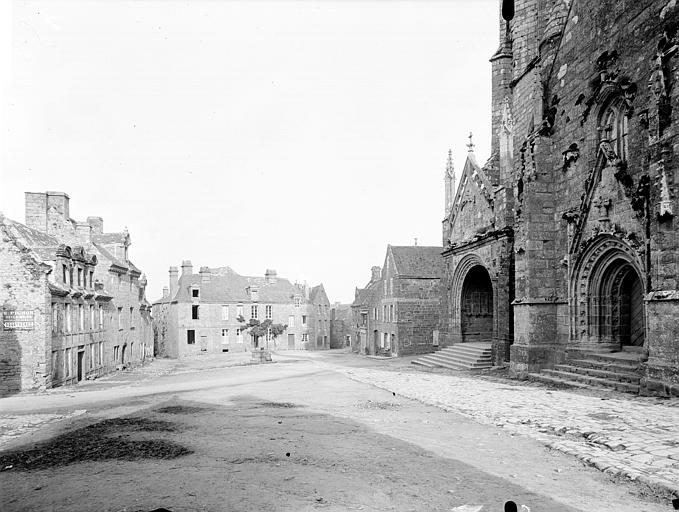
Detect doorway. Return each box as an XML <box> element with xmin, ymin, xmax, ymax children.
<box><xmin>77</xmin><ymin>350</ymin><xmax>84</xmax><ymax>382</ymax></box>
<box><xmin>461</xmin><ymin>265</ymin><xmax>493</xmax><ymax>343</ymax></box>
<box><xmin>288</xmin><ymin>334</ymin><xmax>295</xmax><ymax>349</ymax></box>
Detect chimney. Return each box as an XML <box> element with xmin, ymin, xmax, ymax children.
<box><xmin>162</xmin><ymin>286</ymin><xmax>169</xmax><ymax>298</ymax></box>
<box><xmin>75</xmin><ymin>221</ymin><xmax>92</xmax><ymax>245</ymax></box>
<box><xmin>265</xmin><ymin>269</ymin><xmax>277</xmax><ymax>284</ymax></box>
<box><xmin>25</xmin><ymin>192</ymin><xmax>47</xmax><ymax>232</ymax></box>
<box><xmin>169</xmin><ymin>266</ymin><xmax>179</xmax><ymax>298</ymax></box>
<box><xmin>181</xmin><ymin>260</ymin><xmax>193</xmax><ymax>275</ymax></box>
<box><xmin>371</xmin><ymin>266</ymin><xmax>382</xmax><ymax>282</ymax></box>
<box><xmin>87</xmin><ymin>216</ymin><xmax>103</xmax><ymax>235</ymax></box>
<box><xmin>199</xmin><ymin>266</ymin><xmax>211</xmax><ymax>283</ymax></box>
<box><xmin>46</xmin><ymin>191</ymin><xmax>70</xmax><ymax>218</ymax></box>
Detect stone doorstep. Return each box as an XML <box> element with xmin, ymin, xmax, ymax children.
<box><xmin>542</xmin><ymin>369</ymin><xmax>641</xmax><ymax>393</ymax></box>
<box><xmin>425</xmin><ymin>352</ymin><xmax>492</xmax><ymax>365</ymax></box>
<box><xmin>439</xmin><ymin>345</ymin><xmax>493</xmax><ymax>356</ymax></box>
<box><xmin>569</xmin><ymin>358</ymin><xmax>641</xmax><ymax>372</ymax></box>
<box><xmin>553</xmin><ymin>364</ymin><xmax>641</xmax><ymax>383</ymax></box>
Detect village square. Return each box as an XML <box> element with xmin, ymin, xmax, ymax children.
<box><xmin>1</xmin><ymin>0</ymin><xmax>679</xmax><ymax>511</ymax></box>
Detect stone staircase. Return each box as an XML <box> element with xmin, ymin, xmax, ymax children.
<box><xmin>412</xmin><ymin>342</ymin><xmax>493</xmax><ymax>370</ymax></box>
<box><xmin>528</xmin><ymin>347</ymin><xmax>647</xmax><ymax>394</ymax></box>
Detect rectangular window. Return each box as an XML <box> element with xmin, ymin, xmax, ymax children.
<box><xmin>117</xmin><ymin>307</ymin><xmax>122</xmax><ymax>330</ymax></box>
<box><xmin>236</xmin><ymin>329</ymin><xmax>243</xmax><ymax>343</ymax></box>
<box><xmin>251</xmin><ymin>305</ymin><xmax>258</xmax><ymax>320</ymax></box>
<box><xmin>77</xmin><ymin>268</ymin><xmax>82</xmax><ymax>287</ymax></box>
<box><xmin>90</xmin><ymin>271</ymin><xmax>94</xmax><ymax>289</ymax></box>
<box><xmin>192</xmin><ymin>288</ymin><xmax>199</xmax><ymax>298</ymax></box>
<box><xmin>266</xmin><ymin>328</ymin><xmax>272</xmax><ymax>342</ymax></box>
<box><xmin>294</xmin><ymin>297</ymin><xmax>302</xmax><ymax>307</ymax></box>
<box><xmin>318</xmin><ymin>304</ymin><xmax>322</xmax><ymax>314</ymax></box>
<box><xmin>381</xmin><ymin>333</ymin><xmax>386</xmax><ymax>348</ymax></box>
<box><xmin>114</xmin><ymin>345</ymin><xmax>119</xmax><ymax>361</ymax></box>
<box><xmin>288</xmin><ymin>315</ymin><xmax>295</xmax><ymax>328</ymax></box>
<box><xmin>99</xmin><ymin>342</ymin><xmax>103</xmax><ymax>365</ymax></box>
<box><xmin>130</xmin><ymin>307</ymin><xmax>134</xmax><ymax>329</ymax></box>
<box><xmin>99</xmin><ymin>306</ymin><xmax>104</xmax><ymax>329</ymax></box>
<box><xmin>221</xmin><ymin>328</ymin><xmax>228</xmax><ymax>337</ymax></box>
<box><xmin>52</xmin><ymin>351</ymin><xmax>58</xmax><ymax>380</ymax></box>
<box><xmin>83</xmin><ymin>270</ymin><xmax>87</xmax><ymax>288</ymax></box>
<box><xmin>69</xmin><ymin>267</ymin><xmax>74</xmax><ymax>286</ymax></box>
<box><xmin>192</xmin><ymin>305</ymin><xmax>199</xmax><ymax>320</ymax></box>
<box><xmin>302</xmin><ymin>333</ymin><xmax>309</xmax><ymax>343</ymax></box>
<box><xmin>383</xmin><ymin>305</ymin><xmax>387</xmax><ymax>322</ymax></box>
<box><xmin>79</xmin><ymin>304</ymin><xmax>84</xmax><ymax>331</ymax></box>
<box><xmin>360</xmin><ymin>313</ymin><xmax>367</xmax><ymax>326</ymax></box>
<box><xmin>62</xmin><ymin>264</ymin><xmax>68</xmax><ymax>284</ymax></box>
<box><xmin>265</xmin><ymin>305</ymin><xmax>272</xmax><ymax>319</ymax></box>
<box><xmin>187</xmin><ymin>329</ymin><xmax>195</xmax><ymax>344</ymax></box>
<box><xmin>221</xmin><ymin>305</ymin><xmax>229</xmax><ymax>321</ymax></box>
<box><xmin>237</xmin><ymin>304</ymin><xmax>243</xmax><ymax>317</ymax></box>
<box><xmin>51</xmin><ymin>303</ymin><xmax>58</xmax><ymax>333</ymax></box>
<box><xmin>89</xmin><ymin>306</ymin><xmax>95</xmax><ymax>330</ymax></box>
<box><xmin>90</xmin><ymin>343</ymin><xmax>95</xmax><ymax>369</ymax></box>
<box><xmin>302</xmin><ymin>315</ymin><xmax>307</xmax><ymax>326</ymax></box>
<box><xmin>65</xmin><ymin>304</ymin><xmax>72</xmax><ymax>332</ymax></box>
<box><xmin>65</xmin><ymin>348</ymin><xmax>72</xmax><ymax>377</ymax></box>
<box><xmin>373</xmin><ymin>308</ymin><xmax>377</xmax><ymax>320</ymax></box>
<box><xmin>389</xmin><ymin>304</ymin><xmax>394</xmax><ymax>322</ymax></box>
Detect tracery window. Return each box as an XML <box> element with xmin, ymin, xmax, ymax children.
<box><xmin>600</xmin><ymin>102</ymin><xmax>629</xmax><ymax>162</ymax></box>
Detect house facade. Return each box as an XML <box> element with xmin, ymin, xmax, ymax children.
<box><xmin>330</xmin><ymin>303</ymin><xmax>353</xmax><ymax>349</ymax></box>
<box><xmin>352</xmin><ymin>245</ymin><xmax>444</xmax><ymax>357</ymax></box>
<box><xmin>440</xmin><ymin>0</ymin><xmax>679</xmax><ymax>395</ymax></box>
<box><xmin>152</xmin><ymin>263</ymin><xmax>330</xmax><ymax>357</ymax></box>
<box><xmin>0</xmin><ymin>191</ymin><xmax>152</xmax><ymax>396</ymax></box>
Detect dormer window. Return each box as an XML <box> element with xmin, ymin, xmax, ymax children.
<box><xmin>192</xmin><ymin>288</ymin><xmax>200</xmax><ymax>298</ymax></box>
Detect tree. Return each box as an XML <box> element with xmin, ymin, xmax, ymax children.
<box><xmin>237</xmin><ymin>315</ymin><xmax>287</xmax><ymax>350</ymax></box>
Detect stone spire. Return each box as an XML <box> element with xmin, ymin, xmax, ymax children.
<box><xmin>467</xmin><ymin>132</ymin><xmax>475</xmax><ymax>152</ymax></box>
<box><xmin>444</xmin><ymin>149</ymin><xmax>456</xmax><ymax>216</ymax></box>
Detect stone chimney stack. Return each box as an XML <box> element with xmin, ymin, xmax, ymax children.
<box><xmin>75</xmin><ymin>221</ymin><xmax>92</xmax><ymax>245</ymax></box>
<box><xmin>371</xmin><ymin>266</ymin><xmax>382</xmax><ymax>282</ymax></box>
<box><xmin>199</xmin><ymin>266</ymin><xmax>211</xmax><ymax>283</ymax></box>
<box><xmin>87</xmin><ymin>216</ymin><xmax>104</xmax><ymax>235</ymax></box>
<box><xmin>181</xmin><ymin>260</ymin><xmax>193</xmax><ymax>275</ymax></box>
<box><xmin>25</xmin><ymin>192</ymin><xmax>47</xmax><ymax>232</ymax></box>
<box><xmin>265</xmin><ymin>269</ymin><xmax>277</xmax><ymax>284</ymax></box>
<box><xmin>169</xmin><ymin>266</ymin><xmax>179</xmax><ymax>297</ymax></box>
<box><xmin>162</xmin><ymin>286</ymin><xmax>169</xmax><ymax>298</ymax></box>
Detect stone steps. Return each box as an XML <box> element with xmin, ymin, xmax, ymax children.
<box><xmin>412</xmin><ymin>343</ymin><xmax>492</xmax><ymax>370</ymax></box>
<box><xmin>529</xmin><ymin>350</ymin><xmax>646</xmax><ymax>394</ymax></box>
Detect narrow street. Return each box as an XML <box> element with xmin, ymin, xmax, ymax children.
<box><xmin>0</xmin><ymin>351</ymin><xmax>674</xmax><ymax>512</ymax></box>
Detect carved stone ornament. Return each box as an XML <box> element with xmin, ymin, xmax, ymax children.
<box><xmin>656</xmin><ymin>163</ymin><xmax>675</xmax><ymax>220</ymax></box>
<box><xmin>562</xmin><ymin>143</ymin><xmax>580</xmax><ymax>171</ymax></box>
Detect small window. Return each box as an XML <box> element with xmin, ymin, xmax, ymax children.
<box><xmin>251</xmin><ymin>305</ymin><xmax>258</xmax><ymax>320</ymax></box>
<box><xmin>98</xmin><ymin>306</ymin><xmax>104</xmax><ymax>329</ymax></box>
<box><xmin>69</xmin><ymin>268</ymin><xmax>74</xmax><ymax>286</ymax></box>
<box><xmin>192</xmin><ymin>305</ymin><xmax>199</xmax><ymax>320</ymax></box>
<box><xmin>117</xmin><ymin>307</ymin><xmax>123</xmax><ymax>329</ymax></box>
<box><xmin>302</xmin><ymin>333</ymin><xmax>309</xmax><ymax>343</ymax></box>
<box><xmin>237</xmin><ymin>304</ymin><xmax>244</xmax><ymax>317</ymax></box>
<box><xmin>265</xmin><ymin>305</ymin><xmax>272</xmax><ymax>319</ymax></box>
<box><xmin>187</xmin><ymin>330</ymin><xmax>196</xmax><ymax>344</ymax></box>
<box><xmin>236</xmin><ymin>328</ymin><xmax>243</xmax><ymax>343</ymax></box>
<box><xmin>130</xmin><ymin>307</ymin><xmax>134</xmax><ymax>329</ymax></box>
<box><xmin>79</xmin><ymin>304</ymin><xmax>84</xmax><ymax>331</ymax></box>
<box><xmin>65</xmin><ymin>304</ymin><xmax>72</xmax><ymax>332</ymax></box>
<box><xmin>221</xmin><ymin>305</ymin><xmax>229</xmax><ymax>321</ymax></box>
<box><xmin>221</xmin><ymin>328</ymin><xmax>229</xmax><ymax>337</ymax></box>
<box><xmin>294</xmin><ymin>297</ymin><xmax>302</xmax><ymax>307</ymax></box>
<box><xmin>114</xmin><ymin>345</ymin><xmax>120</xmax><ymax>361</ymax></box>
<box><xmin>65</xmin><ymin>348</ymin><xmax>72</xmax><ymax>377</ymax></box>
<box><xmin>62</xmin><ymin>264</ymin><xmax>68</xmax><ymax>284</ymax></box>
<box><xmin>90</xmin><ymin>271</ymin><xmax>94</xmax><ymax>289</ymax></box>
<box><xmin>51</xmin><ymin>303</ymin><xmax>59</xmax><ymax>333</ymax></box>
<box><xmin>288</xmin><ymin>315</ymin><xmax>295</xmax><ymax>328</ymax></box>
<box><xmin>90</xmin><ymin>305</ymin><xmax>95</xmax><ymax>330</ymax></box>
<box><xmin>192</xmin><ymin>288</ymin><xmax>199</xmax><ymax>298</ymax></box>
<box><xmin>77</xmin><ymin>268</ymin><xmax>82</xmax><ymax>287</ymax></box>
<box><xmin>302</xmin><ymin>315</ymin><xmax>307</xmax><ymax>326</ymax></box>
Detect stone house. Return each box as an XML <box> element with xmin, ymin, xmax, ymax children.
<box><xmin>440</xmin><ymin>0</ymin><xmax>679</xmax><ymax>395</ymax></box>
<box><xmin>329</xmin><ymin>303</ymin><xmax>353</xmax><ymax>349</ymax></box>
<box><xmin>0</xmin><ymin>191</ymin><xmax>152</xmax><ymax>396</ymax></box>
<box><xmin>152</xmin><ymin>263</ymin><xmax>330</xmax><ymax>357</ymax></box>
<box><xmin>352</xmin><ymin>245</ymin><xmax>444</xmax><ymax>357</ymax></box>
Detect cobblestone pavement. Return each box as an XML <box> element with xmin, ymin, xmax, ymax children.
<box><xmin>327</xmin><ymin>364</ymin><xmax>679</xmax><ymax>498</ymax></box>
<box><xmin>0</xmin><ymin>410</ymin><xmax>87</xmax><ymax>452</ymax></box>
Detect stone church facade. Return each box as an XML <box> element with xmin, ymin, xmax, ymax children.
<box><xmin>441</xmin><ymin>0</ymin><xmax>679</xmax><ymax>395</ymax></box>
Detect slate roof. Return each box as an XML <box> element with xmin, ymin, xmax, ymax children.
<box><xmin>2</xmin><ymin>217</ymin><xmax>61</xmax><ymax>262</ymax></box>
<box><xmin>165</xmin><ymin>269</ymin><xmax>304</xmax><ymax>304</ymax></box>
<box><xmin>309</xmin><ymin>284</ymin><xmax>328</xmax><ymax>304</ymax></box>
<box><xmin>92</xmin><ymin>232</ymin><xmax>128</xmax><ymax>245</ymax></box>
<box><xmin>389</xmin><ymin>246</ymin><xmax>444</xmax><ymax>278</ymax></box>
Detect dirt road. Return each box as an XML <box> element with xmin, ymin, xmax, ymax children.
<box><xmin>0</xmin><ymin>353</ymin><xmax>670</xmax><ymax>511</ymax></box>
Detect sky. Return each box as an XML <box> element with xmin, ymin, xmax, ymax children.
<box><xmin>0</xmin><ymin>0</ymin><xmax>499</xmax><ymax>304</ymax></box>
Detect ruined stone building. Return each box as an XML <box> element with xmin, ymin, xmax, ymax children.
<box><xmin>152</xmin><ymin>263</ymin><xmax>331</xmax><ymax>357</ymax></box>
<box><xmin>351</xmin><ymin>245</ymin><xmax>444</xmax><ymax>357</ymax></box>
<box><xmin>440</xmin><ymin>0</ymin><xmax>679</xmax><ymax>395</ymax></box>
<box><xmin>0</xmin><ymin>191</ymin><xmax>152</xmax><ymax>396</ymax></box>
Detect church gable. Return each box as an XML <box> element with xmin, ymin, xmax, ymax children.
<box><xmin>447</xmin><ymin>156</ymin><xmax>494</xmax><ymax>244</ymax></box>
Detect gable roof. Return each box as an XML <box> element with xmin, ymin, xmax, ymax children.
<box><xmin>309</xmin><ymin>283</ymin><xmax>329</xmax><ymax>304</ymax></box>
<box><xmin>389</xmin><ymin>246</ymin><xmax>444</xmax><ymax>278</ymax></box>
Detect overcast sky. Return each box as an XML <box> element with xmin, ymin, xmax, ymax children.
<box><xmin>0</xmin><ymin>0</ymin><xmax>498</xmax><ymax>304</ymax></box>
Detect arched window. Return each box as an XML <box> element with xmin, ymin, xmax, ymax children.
<box><xmin>600</xmin><ymin>101</ymin><xmax>629</xmax><ymax>162</ymax></box>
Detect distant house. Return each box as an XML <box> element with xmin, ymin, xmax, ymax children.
<box><xmin>330</xmin><ymin>303</ymin><xmax>353</xmax><ymax>349</ymax></box>
<box><xmin>351</xmin><ymin>245</ymin><xmax>444</xmax><ymax>356</ymax></box>
<box><xmin>152</xmin><ymin>263</ymin><xmax>330</xmax><ymax>357</ymax></box>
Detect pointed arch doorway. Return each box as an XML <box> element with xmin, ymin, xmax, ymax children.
<box><xmin>461</xmin><ymin>265</ymin><xmax>494</xmax><ymax>343</ymax></box>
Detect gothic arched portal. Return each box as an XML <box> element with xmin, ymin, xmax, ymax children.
<box><xmin>461</xmin><ymin>265</ymin><xmax>494</xmax><ymax>343</ymax></box>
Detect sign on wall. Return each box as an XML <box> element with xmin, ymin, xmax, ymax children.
<box><xmin>2</xmin><ymin>310</ymin><xmax>35</xmax><ymax>330</ymax></box>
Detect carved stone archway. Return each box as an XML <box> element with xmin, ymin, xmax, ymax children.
<box><xmin>570</xmin><ymin>234</ymin><xmax>646</xmax><ymax>350</ymax></box>
<box><xmin>449</xmin><ymin>253</ymin><xmax>497</xmax><ymax>344</ymax></box>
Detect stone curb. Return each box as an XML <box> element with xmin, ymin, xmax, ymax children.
<box><xmin>337</xmin><ymin>369</ymin><xmax>679</xmax><ymax>500</ymax></box>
